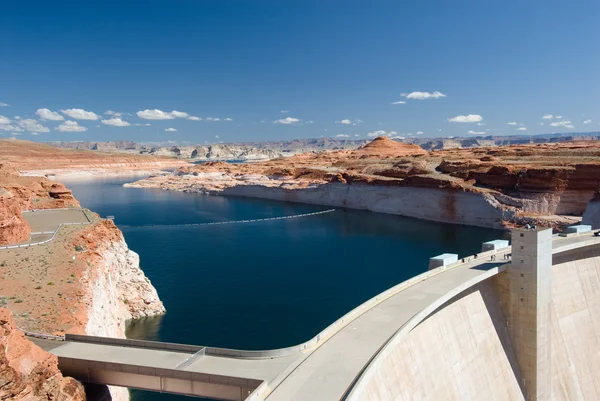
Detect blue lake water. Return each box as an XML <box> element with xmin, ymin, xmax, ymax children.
<box><xmin>64</xmin><ymin>176</ymin><xmax>504</xmax><ymax>401</ymax></box>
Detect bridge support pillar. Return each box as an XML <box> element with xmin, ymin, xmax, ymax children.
<box><xmin>507</xmin><ymin>228</ymin><xmax>553</xmax><ymax>401</ymax></box>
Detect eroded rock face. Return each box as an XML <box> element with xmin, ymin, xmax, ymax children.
<box><xmin>49</xmin><ymin>184</ymin><xmax>76</xmax><ymax>201</ymax></box>
<box><xmin>0</xmin><ymin>308</ymin><xmax>86</xmax><ymax>401</ymax></box>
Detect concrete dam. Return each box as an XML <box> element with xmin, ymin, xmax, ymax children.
<box><xmin>37</xmin><ymin>227</ymin><xmax>600</xmax><ymax>401</ymax></box>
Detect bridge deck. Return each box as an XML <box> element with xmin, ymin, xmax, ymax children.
<box><xmin>51</xmin><ymin>341</ymin><xmax>297</xmax><ymax>383</ymax></box>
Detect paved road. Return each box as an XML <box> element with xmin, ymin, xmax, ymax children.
<box><xmin>1</xmin><ymin>209</ymin><xmax>91</xmax><ymax>247</ymax></box>
<box><xmin>23</xmin><ymin>209</ymin><xmax>89</xmax><ymax>232</ymax></box>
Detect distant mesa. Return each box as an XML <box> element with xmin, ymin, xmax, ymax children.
<box><xmin>354</xmin><ymin>136</ymin><xmax>428</xmax><ymax>157</ymax></box>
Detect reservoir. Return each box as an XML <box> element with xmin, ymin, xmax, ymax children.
<box><xmin>64</xmin><ymin>176</ymin><xmax>503</xmax><ymax>401</ymax></box>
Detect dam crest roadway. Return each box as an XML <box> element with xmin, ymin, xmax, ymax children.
<box><xmin>31</xmin><ymin>224</ymin><xmax>600</xmax><ymax>401</ymax></box>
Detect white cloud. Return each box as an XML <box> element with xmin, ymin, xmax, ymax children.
<box><xmin>337</xmin><ymin>119</ymin><xmax>352</xmax><ymax>125</ymax></box>
<box><xmin>335</xmin><ymin>134</ymin><xmax>350</xmax><ymax>138</ymax></box>
<box><xmin>404</xmin><ymin>91</ymin><xmax>446</xmax><ymax>100</ymax></box>
<box><xmin>0</xmin><ymin>124</ymin><xmax>21</xmax><ymax>132</ymax></box>
<box><xmin>170</xmin><ymin>110</ymin><xmax>189</xmax><ymax>118</ymax></box>
<box><xmin>19</xmin><ymin>119</ymin><xmax>50</xmax><ymax>132</ymax></box>
<box><xmin>206</xmin><ymin>117</ymin><xmax>221</xmax><ymax>122</ymax></box>
<box><xmin>539</xmin><ymin>123</ymin><xmax>545</xmax><ymax>126</ymax></box>
<box><xmin>14</xmin><ymin>116</ymin><xmax>21</xmax><ymax>120</ymax></box>
<box><xmin>29</xmin><ymin>132</ymin><xmax>40</xmax><ymax>136</ymax></box>
<box><xmin>448</xmin><ymin>114</ymin><xmax>483</xmax><ymax>123</ymax></box>
<box><xmin>542</xmin><ymin>114</ymin><xmax>554</xmax><ymax>119</ymax></box>
<box><xmin>507</xmin><ymin>122</ymin><xmax>517</xmax><ymax>125</ymax></box>
<box><xmin>0</xmin><ymin>115</ymin><xmax>10</xmax><ymax>124</ymax></box>
<box><xmin>280</xmin><ymin>110</ymin><xmax>289</xmax><ymax>114</ymax></box>
<box><xmin>274</xmin><ymin>117</ymin><xmax>300</xmax><ymax>124</ymax></box>
<box><xmin>549</xmin><ymin>120</ymin><xmax>575</xmax><ymax>129</ymax></box>
<box><xmin>137</xmin><ymin>109</ymin><xmax>176</xmax><ymax>120</ymax></box>
<box><xmin>224</xmin><ymin>117</ymin><xmax>233</xmax><ymax>121</ymax></box>
<box><xmin>556</xmin><ymin>115</ymin><xmax>563</xmax><ymax>119</ymax></box>
<box><xmin>0</xmin><ymin>102</ymin><xmax>8</xmax><ymax>107</ymax></box>
<box><xmin>477</xmin><ymin>122</ymin><xmax>485</xmax><ymax>126</ymax></box>
<box><xmin>584</xmin><ymin>119</ymin><xmax>592</xmax><ymax>124</ymax></box>
<box><xmin>188</xmin><ymin>116</ymin><xmax>201</xmax><ymax>121</ymax></box>
<box><xmin>36</xmin><ymin>108</ymin><xmax>64</xmax><ymax>121</ymax></box>
<box><xmin>215</xmin><ymin>135</ymin><xmax>220</xmax><ymax>139</ymax></box>
<box><xmin>367</xmin><ymin>130</ymin><xmax>401</xmax><ymax>138</ymax></box>
<box><xmin>517</xmin><ymin>127</ymin><xmax>527</xmax><ymax>131</ymax></box>
<box><xmin>165</xmin><ymin>128</ymin><xmax>177</xmax><ymax>132</ymax></box>
<box><xmin>102</xmin><ymin>117</ymin><xmax>131</xmax><ymax>127</ymax></box>
<box><xmin>61</xmin><ymin>108</ymin><xmax>99</xmax><ymax>120</ymax></box>
<box><xmin>56</xmin><ymin>120</ymin><xmax>87</xmax><ymax>132</ymax></box>
<box><xmin>135</xmin><ymin>123</ymin><xmax>151</xmax><ymax>126</ymax></box>
<box><xmin>392</xmin><ymin>101</ymin><xmax>406</xmax><ymax>105</ymax></box>
<box><xmin>467</xmin><ymin>130</ymin><xmax>486</xmax><ymax>135</ymax></box>
<box><xmin>104</xmin><ymin>110</ymin><xmax>125</xmax><ymax>117</ymax></box>
<box><xmin>11</xmin><ymin>132</ymin><xmax>21</xmax><ymax>136</ymax></box>
<box><xmin>416</xmin><ymin>131</ymin><xmax>424</xmax><ymax>135</ymax></box>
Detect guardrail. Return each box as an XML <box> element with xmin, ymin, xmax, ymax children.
<box><xmin>0</xmin><ymin>208</ymin><xmax>91</xmax><ymax>250</ymax></box>
<box><xmin>19</xmin><ymin>327</ymin><xmax>65</xmax><ymax>341</ymax></box>
<box><xmin>65</xmin><ymin>334</ymin><xmax>202</xmax><ymax>353</ymax></box>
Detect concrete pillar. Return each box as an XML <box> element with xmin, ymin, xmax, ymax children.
<box><xmin>508</xmin><ymin>228</ymin><xmax>553</xmax><ymax>401</ymax></box>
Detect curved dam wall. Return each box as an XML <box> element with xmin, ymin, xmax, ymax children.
<box><xmin>348</xmin><ymin>247</ymin><xmax>600</xmax><ymax>401</ymax></box>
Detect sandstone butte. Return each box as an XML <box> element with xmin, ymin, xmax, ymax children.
<box><xmin>128</xmin><ymin>136</ymin><xmax>600</xmax><ymax>231</ymax></box>
<box><xmin>0</xmin><ymin>141</ymin><xmax>175</xmax><ymax>400</ymax></box>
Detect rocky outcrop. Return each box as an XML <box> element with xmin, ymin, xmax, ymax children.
<box><xmin>0</xmin><ymin>309</ymin><xmax>85</xmax><ymax>401</ymax></box>
<box><xmin>583</xmin><ymin>192</ymin><xmax>600</xmax><ymax>229</ymax></box>
<box><xmin>151</xmin><ymin>144</ymin><xmax>282</xmax><ymax>160</ymax></box>
<box><xmin>79</xmin><ymin>220</ymin><xmax>165</xmax><ymax>339</ymax></box>
<box><xmin>48</xmin><ymin>184</ymin><xmax>75</xmax><ymax>201</ymax></box>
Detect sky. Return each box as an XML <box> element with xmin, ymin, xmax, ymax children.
<box><xmin>1</xmin><ymin>0</ymin><xmax>599</xmax><ymax>144</ymax></box>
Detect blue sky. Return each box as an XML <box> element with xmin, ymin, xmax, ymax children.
<box><xmin>1</xmin><ymin>0</ymin><xmax>599</xmax><ymax>144</ymax></box>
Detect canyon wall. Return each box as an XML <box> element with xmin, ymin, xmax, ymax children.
<box><xmin>76</xmin><ymin>221</ymin><xmax>166</xmax><ymax>401</ymax></box>
<box><xmin>221</xmin><ymin>183</ymin><xmax>509</xmax><ymax>229</ymax></box>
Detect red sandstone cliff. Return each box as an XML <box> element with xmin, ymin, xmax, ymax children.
<box><xmin>0</xmin><ymin>308</ymin><xmax>85</xmax><ymax>401</ymax></box>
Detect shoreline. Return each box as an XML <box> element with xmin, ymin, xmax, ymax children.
<box><xmin>124</xmin><ymin>172</ymin><xmax>584</xmax><ymax>231</ymax></box>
